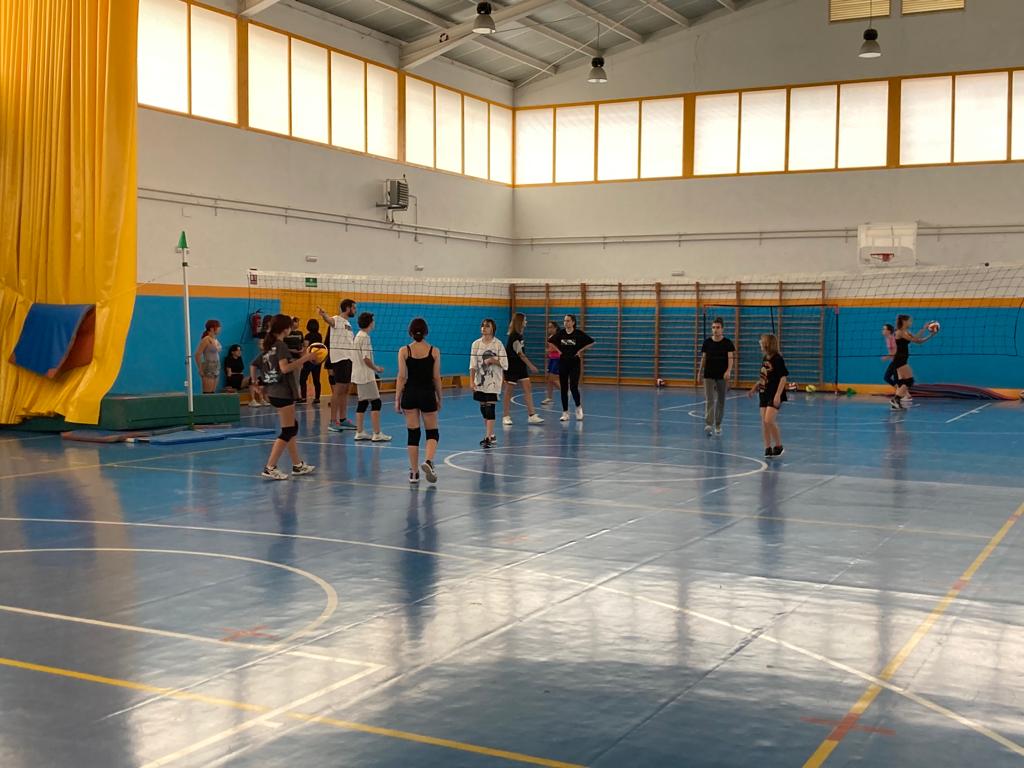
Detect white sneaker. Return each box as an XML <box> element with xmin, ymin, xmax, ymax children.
<box><xmin>714</xmin><ymin>427</ymin><xmax>722</xmax><ymax>436</ymax></box>
<box><xmin>420</xmin><ymin>459</ymin><xmax>437</xmax><ymax>483</ymax></box>
<box><xmin>502</xmin><ymin>415</ymin><xmax>513</xmax><ymax>426</ymax></box>
<box><xmin>354</xmin><ymin>431</ymin><xmax>372</xmax><ymax>441</ymax></box>
<box><xmin>541</xmin><ymin>397</ymin><xmax>553</xmax><ymax>405</ymax></box>
<box><xmin>291</xmin><ymin>462</ymin><xmax>316</xmax><ymax>476</ymax></box>
<box><xmin>576</xmin><ymin>406</ymin><xmax>584</xmax><ymax>420</ymax></box>
<box><xmin>371</xmin><ymin>432</ymin><xmax>392</xmax><ymax>442</ymax></box>
<box><xmin>528</xmin><ymin>413</ymin><xmax>544</xmax><ymax>424</ymax></box>
<box><xmin>704</xmin><ymin>425</ymin><xmax>713</xmax><ymax>435</ymax></box>
<box><xmin>560</xmin><ymin>411</ymin><xmax>570</xmax><ymax>422</ymax></box>
<box><xmin>261</xmin><ymin>466</ymin><xmax>288</xmax><ymax>480</ymax></box>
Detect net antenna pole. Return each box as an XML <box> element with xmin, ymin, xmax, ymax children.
<box><xmin>177</xmin><ymin>231</ymin><xmax>194</xmax><ymax>417</ymax></box>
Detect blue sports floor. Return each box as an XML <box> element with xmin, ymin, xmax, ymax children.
<box><xmin>1</xmin><ymin>386</ymin><xmax>1023</xmax><ymax>768</ymax></box>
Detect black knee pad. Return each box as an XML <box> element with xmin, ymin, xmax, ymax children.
<box><xmin>370</xmin><ymin>398</ymin><xmax>382</xmax><ymax>412</ymax></box>
<box><xmin>279</xmin><ymin>424</ymin><xmax>298</xmax><ymax>442</ymax></box>
<box><xmin>425</xmin><ymin>428</ymin><xmax>439</xmax><ymax>443</ymax></box>
<box><xmin>356</xmin><ymin>399</ymin><xmax>369</xmax><ymax>413</ymax></box>
<box><xmin>407</xmin><ymin>427</ymin><xmax>421</xmax><ymax>446</ymax></box>
<box><xmin>480</xmin><ymin>402</ymin><xmax>495</xmax><ymax>420</ymax></box>
<box><xmin>898</xmin><ymin>377</ymin><xmax>915</xmax><ymax>387</ymax></box>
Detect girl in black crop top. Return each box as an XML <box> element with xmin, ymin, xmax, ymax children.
<box><xmin>396</xmin><ymin>318</ymin><xmax>443</xmax><ymax>484</ymax></box>
<box><xmin>890</xmin><ymin>314</ymin><xmax>938</xmax><ymax>410</ymax></box>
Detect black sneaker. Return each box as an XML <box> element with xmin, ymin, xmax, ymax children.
<box><xmin>764</xmin><ymin>447</ymin><xmax>773</xmax><ymax>459</ymax></box>
<box><xmin>773</xmin><ymin>445</ymin><xmax>784</xmax><ymax>457</ymax></box>
<box><xmin>409</xmin><ymin>470</ymin><xmax>420</xmax><ymax>484</ymax></box>
<box><xmin>480</xmin><ymin>436</ymin><xmax>495</xmax><ymax>448</ymax></box>
<box><xmin>421</xmin><ymin>459</ymin><xmax>437</xmax><ymax>483</ymax></box>
<box><xmin>890</xmin><ymin>396</ymin><xmax>903</xmax><ymax>410</ymax></box>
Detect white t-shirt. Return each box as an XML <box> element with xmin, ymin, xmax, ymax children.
<box><xmin>351</xmin><ymin>330</ymin><xmax>376</xmax><ymax>385</ymax></box>
<box><xmin>469</xmin><ymin>337</ymin><xmax>508</xmax><ymax>395</ymax></box>
<box><xmin>328</xmin><ymin>315</ymin><xmax>356</xmax><ymax>364</ymax></box>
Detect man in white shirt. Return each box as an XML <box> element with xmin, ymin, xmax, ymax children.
<box><xmin>317</xmin><ymin>298</ymin><xmax>357</xmax><ymax>431</ymax></box>
<box><xmin>351</xmin><ymin>312</ymin><xmax>390</xmax><ymax>442</ymax></box>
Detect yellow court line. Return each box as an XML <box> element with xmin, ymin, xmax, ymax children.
<box><xmin>802</xmin><ymin>501</ymin><xmax>1024</xmax><ymax>768</ymax></box>
<box><xmin>0</xmin><ymin>657</ymin><xmax>585</xmax><ymax>768</ymax></box>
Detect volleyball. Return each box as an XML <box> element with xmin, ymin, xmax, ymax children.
<box><xmin>308</xmin><ymin>342</ymin><xmax>328</xmax><ymax>364</ymax></box>
<box><xmin>805</xmin><ymin>384</ymin><xmax>817</xmax><ymax>393</ymax></box>
<box><xmin>927</xmin><ymin>321</ymin><xmax>940</xmax><ymax>332</ymax></box>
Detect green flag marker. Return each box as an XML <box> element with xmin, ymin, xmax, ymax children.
<box><xmin>176</xmin><ymin>231</ymin><xmax>189</xmax><ymax>251</ymax></box>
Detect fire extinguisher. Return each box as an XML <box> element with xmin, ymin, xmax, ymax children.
<box><xmin>249</xmin><ymin>311</ymin><xmax>262</xmax><ymax>338</ymax></box>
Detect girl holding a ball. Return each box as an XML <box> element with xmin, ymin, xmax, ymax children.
<box><xmin>890</xmin><ymin>315</ymin><xmax>939</xmax><ymax>410</ymax></box>
<box><xmin>259</xmin><ymin>314</ymin><xmax>317</xmax><ymax>480</ymax></box>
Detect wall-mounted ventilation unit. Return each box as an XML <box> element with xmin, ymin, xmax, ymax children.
<box><xmin>378</xmin><ymin>178</ymin><xmax>409</xmax><ymax>211</ymax></box>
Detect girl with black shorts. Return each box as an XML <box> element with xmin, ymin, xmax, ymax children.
<box><xmin>502</xmin><ymin>312</ymin><xmax>543</xmax><ymax>427</ymax></box>
<box><xmin>890</xmin><ymin>314</ymin><xmax>938</xmax><ymax>410</ymax></box>
<box><xmin>396</xmin><ymin>318</ymin><xmax>442</xmax><ymax>484</ymax></box>
<box><xmin>747</xmin><ymin>333</ymin><xmax>788</xmax><ymax>458</ymax></box>
<box><xmin>259</xmin><ymin>314</ymin><xmax>317</xmax><ymax>480</ymax></box>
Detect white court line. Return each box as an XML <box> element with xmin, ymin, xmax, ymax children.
<box><xmin>139</xmin><ymin>664</ymin><xmax>381</xmax><ymax>768</ymax></box>
<box><xmin>945</xmin><ymin>402</ymin><xmax>994</xmax><ymax>424</ymax></box>
<box><xmin>659</xmin><ymin>393</ymin><xmax>746</xmax><ymax>412</ymax></box>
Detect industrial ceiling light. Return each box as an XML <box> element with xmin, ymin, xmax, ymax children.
<box><xmin>473</xmin><ymin>2</ymin><xmax>496</xmax><ymax>34</ymax></box>
<box><xmin>587</xmin><ymin>56</ymin><xmax>608</xmax><ymax>83</ymax></box>
<box><xmin>858</xmin><ymin>0</ymin><xmax>881</xmax><ymax>58</ymax></box>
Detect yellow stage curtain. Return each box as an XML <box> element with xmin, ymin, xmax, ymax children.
<box><xmin>0</xmin><ymin>0</ymin><xmax>138</xmax><ymax>424</ymax></box>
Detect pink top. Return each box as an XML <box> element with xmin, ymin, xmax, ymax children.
<box><xmin>885</xmin><ymin>336</ymin><xmax>896</xmax><ymax>354</ymax></box>
<box><xmin>546</xmin><ymin>341</ymin><xmax>560</xmax><ymax>359</ymax></box>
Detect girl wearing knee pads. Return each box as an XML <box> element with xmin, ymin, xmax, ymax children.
<box><xmin>890</xmin><ymin>314</ymin><xmax>938</xmax><ymax>410</ymax></box>
<box><xmin>259</xmin><ymin>314</ymin><xmax>317</xmax><ymax>480</ymax></box>
<box><xmin>396</xmin><ymin>318</ymin><xmax>442</xmax><ymax>483</ymax></box>
<box><xmin>352</xmin><ymin>312</ymin><xmax>391</xmax><ymax>442</ymax></box>
<box><xmin>470</xmin><ymin>319</ymin><xmax>508</xmax><ymax>448</ymax></box>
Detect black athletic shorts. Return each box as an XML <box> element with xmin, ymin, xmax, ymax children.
<box><xmin>473</xmin><ymin>391</ymin><xmax>498</xmax><ymax>403</ymax></box>
<box><xmin>328</xmin><ymin>359</ymin><xmax>352</xmax><ymax>386</ymax></box>
<box><xmin>758</xmin><ymin>390</ymin><xmax>786</xmax><ymax>410</ymax></box>
<box><xmin>401</xmin><ymin>388</ymin><xmax>438</xmax><ymax>413</ymax></box>
<box><xmin>503</xmin><ymin>370</ymin><xmax>529</xmax><ymax>383</ymax></box>
<box><xmin>269</xmin><ymin>396</ymin><xmax>295</xmax><ymax>409</ymax></box>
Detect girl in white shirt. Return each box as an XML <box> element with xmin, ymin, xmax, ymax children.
<box><xmin>469</xmin><ymin>318</ymin><xmax>508</xmax><ymax>448</ymax></box>
<box><xmin>352</xmin><ymin>312</ymin><xmax>390</xmax><ymax>442</ymax></box>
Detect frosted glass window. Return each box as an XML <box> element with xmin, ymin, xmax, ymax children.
<box><xmin>694</xmin><ymin>93</ymin><xmax>739</xmax><ymax>175</ymax></box>
<box><xmin>954</xmin><ymin>72</ymin><xmax>1008</xmax><ymax>163</ymax></box>
<box><xmin>405</xmin><ymin>77</ymin><xmax>434</xmax><ymax>167</ymax></box>
<box><xmin>138</xmin><ymin>0</ymin><xmax>188</xmax><ymax>113</ymax></box>
<box><xmin>598</xmin><ymin>101</ymin><xmax>639</xmax><ymax>181</ymax></box>
<box><xmin>788</xmin><ymin>85</ymin><xmax>837</xmax><ymax>170</ymax></box>
<box><xmin>463</xmin><ymin>97</ymin><xmax>489</xmax><ymax>179</ymax></box>
<box><xmin>555</xmin><ymin>106</ymin><xmax>595</xmax><ymax>183</ymax></box>
<box><xmin>435</xmin><ymin>87</ymin><xmax>463</xmax><ymax>173</ymax></box>
<box><xmin>739</xmin><ymin>90</ymin><xmax>786</xmax><ymax>173</ymax></box>
<box><xmin>366</xmin><ymin>65</ymin><xmax>397</xmax><ymax>159</ymax></box>
<box><xmin>1013</xmin><ymin>72</ymin><xmax>1024</xmax><ymax>161</ymax></box>
<box><xmin>331</xmin><ymin>53</ymin><xmax>364</xmax><ymax>152</ymax></box>
<box><xmin>515</xmin><ymin>109</ymin><xmax>553</xmax><ymax>185</ymax></box>
<box><xmin>900</xmin><ymin>76</ymin><xmax>952</xmax><ymax>165</ymax></box>
<box><xmin>489</xmin><ymin>105</ymin><xmax>513</xmax><ymax>184</ymax></box>
<box><xmin>903</xmin><ymin>0</ymin><xmax>963</xmax><ymax>13</ymax></box>
<box><xmin>640</xmin><ymin>98</ymin><xmax>683</xmax><ymax>178</ymax></box>
<box><xmin>829</xmin><ymin>0</ymin><xmax>891</xmax><ymax>21</ymax></box>
<box><xmin>290</xmin><ymin>39</ymin><xmax>328</xmax><ymax>143</ymax></box>
<box><xmin>248</xmin><ymin>25</ymin><xmax>289</xmax><ymax>135</ymax></box>
<box><xmin>838</xmin><ymin>81</ymin><xmax>888</xmax><ymax>168</ymax></box>
<box><xmin>189</xmin><ymin>6</ymin><xmax>236</xmax><ymax>122</ymax></box>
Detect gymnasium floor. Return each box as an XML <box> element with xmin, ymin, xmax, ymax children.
<box><xmin>1</xmin><ymin>387</ymin><xmax>1022</xmax><ymax>768</ymax></box>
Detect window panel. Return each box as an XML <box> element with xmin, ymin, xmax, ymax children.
<box><xmin>788</xmin><ymin>85</ymin><xmax>837</xmax><ymax>170</ymax></box>
<box><xmin>248</xmin><ymin>25</ymin><xmax>290</xmax><ymax>135</ymax></box>
<box><xmin>838</xmin><ymin>81</ymin><xmax>888</xmax><ymax>168</ymax></box>
<box><xmin>331</xmin><ymin>53</ymin><xmax>364</xmax><ymax>152</ymax></box>
<box><xmin>902</xmin><ymin>0</ymin><xmax>964</xmax><ymax>13</ymax></box>
<box><xmin>739</xmin><ymin>89</ymin><xmax>786</xmax><ymax>173</ymax></box>
<box><xmin>900</xmin><ymin>76</ymin><xmax>952</xmax><ymax>165</ymax></box>
<box><xmin>515</xmin><ymin>108</ymin><xmax>553</xmax><ymax>185</ymax></box>
<box><xmin>640</xmin><ymin>98</ymin><xmax>684</xmax><ymax>178</ymax></box>
<box><xmin>435</xmin><ymin>87</ymin><xmax>463</xmax><ymax>173</ymax></box>
<box><xmin>954</xmin><ymin>72</ymin><xmax>1008</xmax><ymax>163</ymax></box>
<box><xmin>366</xmin><ymin>65</ymin><xmax>397</xmax><ymax>159</ymax></box>
<box><xmin>597</xmin><ymin>101</ymin><xmax>639</xmax><ymax>181</ymax></box>
<box><xmin>829</xmin><ymin>0</ymin><xmax>891</xmax><ymax>21</ymax></box>
<box><xmin>489</xmin><ymin>105</ymin><xmax>513</xmax><ymax>184</ymax></box>
<box><xmin>138</xmin><ymin>0</ymin><xmax>188</xmax><ymax>113</ymax></box>
<box><xmin>464</xmin><ymin>97</ymin><xmax>489</xmax><ymax>179</ymax></box>
<box><xmin>694</xmin><ymin>93</ymin><xmax>739</xmax><ymax>176</ymax></box>
<box><xmin>1013</xmin><ymin>72</ymin><xmax>1024</xmax><ymax>161</ymax></box>
<box><xmin>405</xmin><ymin>77</ymin><xmax>434</xmax><ymax>167</ymax></box>
<box><xmin>290</xmin><ymin>39</ymin><xmax>328</xmax><ymax>143</ymax></box>
<box><xmin>189</xmin><ymin>6</ymin><xmax>236</xmax><ymax>123</ymax></box>
<box><xmin>555</xmin><ymin>106</ymin><xmax>595</xmax><ymax>183</ymax></box>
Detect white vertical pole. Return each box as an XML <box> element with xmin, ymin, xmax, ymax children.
<box><xmin>180</xmin><ymin>244</ymin><xmax>194</xmax><ymax>415</ymax></box>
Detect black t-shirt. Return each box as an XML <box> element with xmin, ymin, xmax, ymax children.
<box><xmin>285</xmin><ymin>329</ymin><xmax>304</xmax><ymax>352</ymax></box>
<box><xmin>701</xmin><ymin>337</ymin><xmax>735</xmax><ymax>379</ymax></box>
<box><xmin>759</xmin><ymin>353</ymin><xmax>789</xmax><ymax>399</ymax></box>
<box><xmin>224</xmin><ymin>355</ymin><xmax>244</xmax><ymax>375</ymax></box>
<box><xmin>505</xmin><ymin>332</ymin><xmax>528</xmax><ymax>378</ymax></box>
<box><xmin>549</xmin><ymin>329</ymin><xmax>594</xmax><ymax>362</ymax></box>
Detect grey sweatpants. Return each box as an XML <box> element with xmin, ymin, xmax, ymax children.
<box><xmin>704</xmin><ymin>378</ymin><xmax>728</xmax><ymax>427</ymax></box>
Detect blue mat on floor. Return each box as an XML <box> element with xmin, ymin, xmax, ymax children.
<box><xmin>148</xmin><ymin>427</ymin><xmax>275</xmax><ymax>445</ymax></box>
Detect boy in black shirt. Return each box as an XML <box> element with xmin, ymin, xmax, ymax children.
<box><xmin>698</xmin><ymin>317</ymin><xmax>735</xmax><ymax>436</ymax></box>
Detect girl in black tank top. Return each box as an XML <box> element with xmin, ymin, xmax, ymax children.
<box><xmin>890</xmin><ymin>314</ymin><xmax>938</xmax><ymax>410</ymax></box>
<box><xmin>396</xmin><ymin>319</ymin><xmax>442</xmax><ymax>484</ymax></box>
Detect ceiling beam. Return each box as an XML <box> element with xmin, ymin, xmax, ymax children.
<box><xmin>563</xmin><ymin>0</ymin><xmax>644</xmax><ymax>45</ymax></box>
<box><xmin>714</xmin><ymin>0</ymin><xmax>738</xmax><ymax>10</ymax></box>
<box><xmin>479</xmin><ymin>0</ymin><xmax>599</xmax><ymax>59</ymax></box>
<box><xmin>369</xmin><ymin>0</ymin><xmax>451</xmax><ymax>28</ymax></box>
<box><xmin>240</xmin><ymin>0</ymin><xmax>283</xmax><ymax>17</ymax></box>
<box><xmin>640</xmin><ymin>0</ymin><xmax>689</xmax><ymax>27</ymax></box>
<box><xmin>474</xmin><ymin>36</ymin><xmax>558</xmax><ymax>73</ymax></box>
<box><xmin>401</xmin><ymin>0</ymin><xmax>562</xmax><ymax>69</ymax></box>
